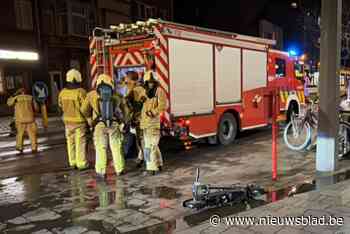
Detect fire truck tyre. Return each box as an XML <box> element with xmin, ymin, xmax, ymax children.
<box><xmin>218</xmin><ymin>113</ymin><xmax>238</xmax><ymax>145</ymax></box>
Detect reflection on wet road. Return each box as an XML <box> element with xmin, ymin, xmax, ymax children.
<box><xmin>0</xmin><ymin>170</ymin><xmax>184</xmax><ymax>233</ymax></box>
<box><xmin>3</xmin><ymin>168</ymin><xmax>346</xmax><ymax>233</ymax></box>
<box><xmin>1</xmin><ymin>128</ymin><xmax>350</xmax><ymax>233</ymax></box>
<box><xmin>0</xmin><ymin>167</ymin><xmax>275</xmax><ymax>233</ymax></box>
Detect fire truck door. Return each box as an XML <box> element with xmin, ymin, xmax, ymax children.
<box><xmin>242</xmin><ymin>88</ymin><xmax>268</xmax><ymax>128</ymax></box>
<box><xmin>241</xmin><ymin>49</ymin><xmax>269</xmax><ymax>129</ymax></box>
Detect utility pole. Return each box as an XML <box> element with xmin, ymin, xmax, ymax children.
<box><xmin>316</xmin><ymin>0</ymin><xmax>342</xmax><ymax>172</ymax></box>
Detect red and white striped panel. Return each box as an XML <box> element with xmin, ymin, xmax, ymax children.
<box><xmin>89</xmin><ymin>37</ymin><xmax>98</xmax><ymax>88</ymax></box>
<box><xmin>154</xmin><ymin>26</ymin><xmax>171</xmax><ymax>126</ymax></box>
<box><xmin>114</xmin><ymin>51</ymin><xmax>145</xmax><ymax>67</ymax></box>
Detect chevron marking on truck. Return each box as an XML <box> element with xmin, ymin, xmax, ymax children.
<box><xmin>154</xmin><ymin>26</ymin><xmax>171</xmax><ymax>125</ymax></box>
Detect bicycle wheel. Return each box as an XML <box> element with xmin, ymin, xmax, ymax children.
<box><xmin>338</xmin><ymin>121</ymin><xmax>350</xmax><ymax>158</ymax></box>
<box><xmin>284</xmin><ymin>120</ymin><xmax>312</xmax><ymax>151</ymax></box>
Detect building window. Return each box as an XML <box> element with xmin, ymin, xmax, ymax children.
<box><xmin>57</xmin><ymin>1</ymin><xmax>68</xmax><ymax>35</ymax></box>
<box><xmin>159</xmin><ymin>9</ymin><xmax>168</xmax><ymax>20</ymax></box>
<box><xmin>15</xmin><ymin>0</ymin><xmax>33</xmax><ymax>30</ymax></box>
<box><xmin>137</xmin><ymin>2</ymin><xmax>158</xmax><ymax>20</ymax></box>
<box><xmin>146</xmin><ymin>6</ymin><xmax>153</xmax><ymax>19</ymax></box>
<box><xmin>275</xmin><ymin>58</ymin><xmax>286</xmax><ymax>78</ymax></box>
<box><xmin>263</xmin><ymin>32</ymin><xmax>274</xmax><ymax>39</ymax></box>
<box><xmin>71</xmin><ymin>3</ymin><xmax>89</xmax><ymax>36</ymax></box>
<box><xmin>57</xmin><ymin>13</ymin><xmax>68</xmax><ymax>35</ymax></box>
<box><xmin>152</xmin><ymin>8</ymin><xmax>157</xmax><ymax>18</ymax></box>
<box><xmin>43</xmin><ymin>8</ymin><xmax>55</xmax><ymax>35</ymax></box>
<box><xmin>139</xmin><ymin>4</ymin><xmax>145</xmax><ymax>19</ymax></box>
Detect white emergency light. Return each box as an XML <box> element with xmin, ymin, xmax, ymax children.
<box><xmin>119</xmin><ymin>24</ymin><xmax>126</xmax><ymax>30</ymax></box>
<box><xmin>136</xmin><ymin>21</ymin><xmax>146</xmax><ymax>26</ymax></box>
<box><xmin>0</xmin><ymin>49</ymin><xmax>39</xmax><ymax>61</ymax></box>
<box><xmin>110</xmin><ymin>25</ymin><xmax>118</xmax><ymax>30</ymax></box>
<box><xmin>147</xmin><ymin>19</ymin><xmax>158</xmax><ymax>25</ymax></box>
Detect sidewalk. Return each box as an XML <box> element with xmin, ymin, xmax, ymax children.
<box><xmin>182</xmin><ymin>177</ymin><xmax>350</xmax><ymax>234</ymax></box>
<box><xmin>0</xmin><ymin>115</ymin><xmax>64</xmax><ymax>135</ymax></box>
<box><xmin>0</xmin><ymin>116</ymin><xmax>65</xmax><ymax>159</ymax></box>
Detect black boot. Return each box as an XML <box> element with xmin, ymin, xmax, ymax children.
<box><xmin>16</xmin><ymin>148</ymin><xmax>23</xmax><ymax>155</ymax></box>
<box><xmin>135</xmin><ymin>159</ymin><xmax>144</xmax><ymax>168</ymax></box>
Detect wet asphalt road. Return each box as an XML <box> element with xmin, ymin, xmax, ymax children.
<box><xmin>1</xmin><ymin>127</ymin><xmax>350</xmax><ymax>233</ymax></box>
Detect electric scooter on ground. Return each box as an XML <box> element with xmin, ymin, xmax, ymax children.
<box><xmin>183</xmin><ymin>168</ymin><xmax>264</xmax><ymax>210</ymax></box>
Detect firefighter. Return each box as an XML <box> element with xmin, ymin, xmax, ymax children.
<box><xmin>58</xmin><ymin>69</ymin><xmax>89</xmax><ymax>170</ymax></box>
<box><xmin>81</xmin><ymin>74</ymin><xmax>130</xmax><ymax>180</ymax></box>
<box><xmin>141</xmin><ymin>75</ymin><xmax>167</xmax><ymax>175</ymax></box>
<box><xmin>124</xmin><ymin>71</ymin><xmax>147</xmax><ymax>167</ymax></box>
<box><xmin>7</xmin><ymin>88</ymin><xmax>38</xmax><ymax>154</ymax></box>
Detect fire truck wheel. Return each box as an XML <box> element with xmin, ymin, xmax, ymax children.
<box><xmin>218</xmin><ymin>113</ymin><xmax>238</xmax><ymax>145</ymax></box>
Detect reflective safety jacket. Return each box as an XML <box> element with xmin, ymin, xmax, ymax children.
<box><xmin>81</xmin><ymin>90</ymin><xmax>130</xmax><ymax>126</ymax></box>
<box><xmin>58</xmin><ymin>88</ymin><xmax>87</xmax><ymax>124</ymax></box>
<box><xmin>126</xmin><ymin>85</ymin><xmax>147</xmax><ymax>124</ymax></box>
<box><xmin>7</xmin><ymin>94</ymin><xmax>37</xmax><ymax>123</ymax></box>
<box><xmin>140</xmin><ymin>87</ymin><xmax>167</xmax><ymax>130</ymax></box>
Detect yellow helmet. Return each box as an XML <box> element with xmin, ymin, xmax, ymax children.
<box><xmin>66</xmin><ymin>69</ymin><xmax>82</xmax><ymax>83</ymax></box>
<box><xmin>96</xmin><ymin>74</ymin><xmax>114</xmax><ymax>88</ymax></box>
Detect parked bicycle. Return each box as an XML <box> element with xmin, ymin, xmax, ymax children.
<box><xmin>283</xmin><ymin>99</ymin><xmax>350</xmax><ymax>158</ymax></box>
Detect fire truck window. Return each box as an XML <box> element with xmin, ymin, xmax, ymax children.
<box><xmin>275</xmin><ymin>58</ymin><xmax>286</xmax><ymax>78</ymax></box>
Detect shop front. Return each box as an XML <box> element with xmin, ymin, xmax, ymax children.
<box><xmin>0</xmin><ymin>49</ymin><xmax>40</xmax><ymax>116</ymax></box>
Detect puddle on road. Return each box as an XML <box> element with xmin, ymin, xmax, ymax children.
<box><xmin>0</xmin><ymin>171</ymin><xmax>182</xmax><ymax>233</ymax></box>
<box><xmin>138</xmin><ymin>186</ymin><xmax>180</xmax><ymax>200</ymax></box>
<box><xmin>2</xmin><ymin>167</ymin><xmax>350</xmax><ymax>233</ymax></box>
<box><xmin>264</xmin><ymin>169</ymin><xmax>350</xmax><ymax>202</ymax></box>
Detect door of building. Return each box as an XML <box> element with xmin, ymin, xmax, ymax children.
<box><xmin>49</xmin><ymin>71</ymin><xmax>63</xmax><ymax>106</ymax></box>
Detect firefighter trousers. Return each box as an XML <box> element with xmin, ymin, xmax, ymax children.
<box><xmin>65</xmin><ymin>124</ymin><xmax>88</xmax><ymax>169</ymax></box>
<box><xmin>94</xmin><ymin>122</ymin><xmax>125</xmax><ymax>175</ymax></box>
<box><xmin>143</xmin><ymin>128</ymin><xmax>163</xmax><ymax>171</ymax></box>
<box><xmin>16</xmin><ymin>121</ymin><xmax>37</xmax><ymax>151</ymax></box>
<box><xmin>136</xmin><ymin>127</ymin><xmax>144</xmax><ymax>161</ymax></box>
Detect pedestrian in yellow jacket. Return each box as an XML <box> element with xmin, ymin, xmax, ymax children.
<box><xmin>81</xmin><ymin>74</ymin><xmax>130</xmax><ymax>180</ymax></box>
<box><xmin>7</xmin><ymin>88</ymin><xmax>38</xmax><ymax>154</ymax></box>
<box><xmin>141</xmin><ymin>75</ymin><xmax>167</xmax><ymax>175</ymax></box>
<box><xmin>58</xmin><ymin>69</ymin><xmax>89</xmax><ymax>170</ymax></box>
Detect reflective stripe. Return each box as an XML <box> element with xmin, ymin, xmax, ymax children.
<box><xmin>300</xmin><ymin>91</ymin><xmax>305</xmax><ymax>103</ymax></box>
<box><xmin>63</xmin><ymin>116</ymin><xmax>85</xmax><ymax>123</ymax></box>
<box><xmin>280</xmin><ymin>91</ymin><xmax>286</xmax><ymax>103</ymax></box>
<box><xmin>17</xmin><ymin>95</ymin><xmax>33</xmax><ymax>102</ymax></box>
<box><xmin>297</xmin><ymin>91</ymin><xmax>303</xmax><ymax>103</ymax></box>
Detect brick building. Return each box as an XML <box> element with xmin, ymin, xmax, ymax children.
<box><xmin>39</xmin><ymin>0</ymin><xmax>95</xmax><ymax>109</ymax></box>
<box><xmin>41</xmin><ymin>0</ymin><xmax>173</xmax><ymax>110</ymax></box>
<box><xmin>0</xmin><ymin>0</ymin><xmax>174</xmax><ymax>114</ymax></box>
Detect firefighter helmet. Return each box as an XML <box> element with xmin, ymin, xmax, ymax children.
<box><xmin>66</xmin><ymin>69</ymin><xmax>82</xmax><ymax>83</ymax></box>
<box><xmin>96</xmin><ymin>74</ymin><xmax>114</xmax><ymax>88</ymax></box>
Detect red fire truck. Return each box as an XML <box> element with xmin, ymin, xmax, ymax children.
<box><xmin>89</xmin><ymin>19</ymin><xmax>304</xmax><ymax>145</ymax></box>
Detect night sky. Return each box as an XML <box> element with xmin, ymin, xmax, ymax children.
<box><xmin>174</xmin><ymin>0</ymin><xmax>321</xmax><ymax>51</ymax></box>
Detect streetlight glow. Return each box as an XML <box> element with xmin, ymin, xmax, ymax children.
<box><xmin>0</xmin><ymin>49</ymin><xmax>39</xmax><ymax>61</ymax></box>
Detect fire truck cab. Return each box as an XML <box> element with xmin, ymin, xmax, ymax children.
<box><xmin>89</xmin><ymin>19</ymin><xmax>304</xmax><ymax>145</ymax></box>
